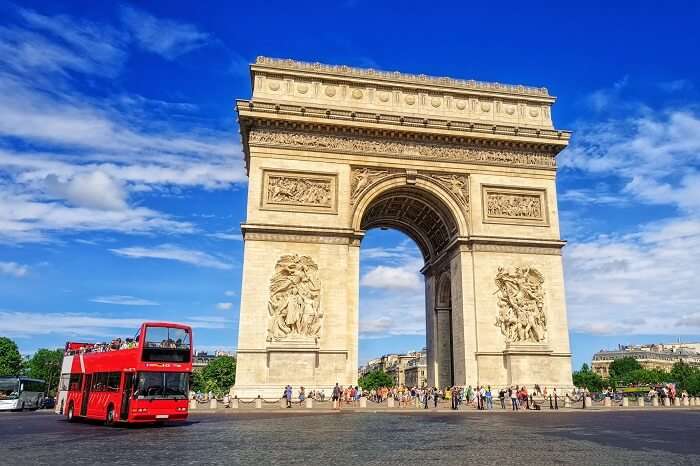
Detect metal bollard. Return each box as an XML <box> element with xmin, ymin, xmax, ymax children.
<box><xmin>305</xmin><ymin>398</ymin><xmax>313</xmax><ymax>409</ymax></box>
<box><xmin>387</xmin><ymin>397</ymin><xmax>395</xmax><ymax>408</ymax></box>
<box><xmin>255</xmin><ymin>398</ymin><xmax>262</xmax><ymax>409</ymax></box>
<box><xmin>622</xmin><ymin>397</ymin><xmax>629</xmax><ymax>407</ymax></box>
<box><xmin>360</xmin><ymin>397</ymin><xmax>367</xmax><ymax>408</ymax></box>
<box><xmin>652</xmin><ymin>397</ymin><xmax>659</xmax><ymax>407</ymax></box>
<box><xmin>209</xmin><ymin>398</ymin><xmax>217</xmax><ymax>409</ymax></box>
<box><xmin>189</xmin><ymin>399</ymin><xmax>198</xmax><ymax>410</ymax></box>
<box><xmin>638</xmin><ymin>397</ymin><xmax>644</xmax><ymax>408</ymax></box>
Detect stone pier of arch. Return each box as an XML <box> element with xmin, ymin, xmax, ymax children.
<box><xmin>232</xmin><ymin>57</ymin><xmax>574</xmax><ymax>398</ymax></box>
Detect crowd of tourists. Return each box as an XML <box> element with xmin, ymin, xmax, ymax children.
<box><xmin>65</xmin><ymin>337</ymin><xmax>138</xmax><ymax>355</ymax></box>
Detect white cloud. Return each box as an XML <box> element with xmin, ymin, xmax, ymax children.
<box><xmin>224</xmin><ymin>290</ymin><xmax>236</xmax><ymax>297</ymax></box>
<box><xmin>120</xmin><ymin>5</ymin><xmax>209</xmax><ymax>60</ymax></box>
<box><xmin>216</xmin><ymin>302</ymin><xmax>233</xmax><ymax>310</ymax></box>
<box><xmin>207</xmin><ymin>232</ymin><xmax>243</xmax><ymax>241</ymax></box>
<box><xmin>0</xmin><ymin>310</ymin><xmax>231</xmax><ymax>338</ymax></box>
<box><xmin>360</xmin><ymin>292</ymin><xmax>425</xmax><ymax>338</ymax></box>
<box><xmin>44</xmin><ymin>171</ymin><xmax>127</xmax><ymax>211</ymax></box>
<box><xmin>90</xmin><ymin>295</ymin><xmax>159</xmax><ymax>306</ymax></box>
<box><xmin>360</xmin><ymin>265</ymin><xmax>423</xmax><ymax>291</ymax></box>
<box><xmin>0</xmin><ymin>261</ymin><xmax>29</xmax><ymax>277</ymax></box>
<box><xmin>110</xmin><ymin>244</ymin><xmax>233</xmax><ymax>270</ymax></box>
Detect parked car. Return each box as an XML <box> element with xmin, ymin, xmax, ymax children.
<box><xmin>39</xmin><ymin>397</ymin><xmax>55</xmax><ymax>410</ymax></box>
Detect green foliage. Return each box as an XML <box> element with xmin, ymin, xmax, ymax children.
<box><xmin>670</xmin><ymin>361</ymin><xmax>694</xmax><ymax>391</ymax></box>
<box><xmin>572</xmin><ymin>364</ymin><xmax>604</xmax><ymax>392</ymax></box>
<box><xmin>686</xmin><ymin>372</ymin><xmax>700</xmax><ymax>396</ymax></box>
<box><xmin>0</xmin><ymin>337</ymin><xmax>23</xmax><ymax>377</ymax></box>
<box><xmin>622</xmin><ymin>368</ymin><xmax>666</xmax><ymax>385</ymax></box>
<box><xmin>192</xmin><ymin>356</ymin><xmax>236</xmax><ymax>396</ymax></box>
<box><xmin>26</xmin><ymin>349</ymin><xmax>63</xmax><ymax>395</ymax></box>
<box><xmin>358</xmin><ymin>370</ymin><xmax>394</xmax><ymax>391</ymax></box>
<box><xmin>608</xmin><ymin>357</ymin><xmax>642</xmax><ymax>380</ymax></box>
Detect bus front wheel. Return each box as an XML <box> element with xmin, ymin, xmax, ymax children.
<box><xmin>105</xmin><ymin>405</ymin><xmax>115</xmax><ymax>426</ymax></box>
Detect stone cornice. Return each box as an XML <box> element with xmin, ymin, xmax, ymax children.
<box><xmin>254</xmin><ymin>56</ymin><xmax>551</xmax><ymax>98</ymax></box>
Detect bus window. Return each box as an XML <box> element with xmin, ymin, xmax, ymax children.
<box><xmin>0</xmin><ymin>379</ymin><xmax>19</xmax><ymax>400</ymax></box>
<box><xmin>142</xmin><ymin>326</ymin><xmax>191</xmax><ymax>362</ymax></box>
<box><xmin>68</xmin><ymin>374</ymin><xmax>82</xmax><ymax>391</ymax></box>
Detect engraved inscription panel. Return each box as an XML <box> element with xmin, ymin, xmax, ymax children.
<box><xmin>482</xmin><ymin>186</ymin><xmax>547</xmax><ymax>226</ymax></box>
<box><xmin>262</xmin><ymin>170</ymin><xmax>337</xmax><ymax>213</ymax></box>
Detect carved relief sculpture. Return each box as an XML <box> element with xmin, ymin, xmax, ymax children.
<box><xmin>487</xmin><ymin>192</ymin><xmax>542</xmax><ymax>219</ymax></box>
<box><xmin>494</xmin><ymin>266</ymin><xmax>546</xmax><ymax>343</ymax></box>
<box><xmin>429</xmin><ymin>173</ymin><xmax>469</xmax><ymax>213</ymax></box>
<box><xmin>267</xmin><ymin>254</ymin><xmax>322</xmax><ymax>343</ymax></box>
<box><xmin>350</xmin><ymin>167</ymin><xmax>389</xmax><ymax>202</ymax></box>
<box><xmin>267</xmin><ymin>175</ymin><xmax>332</xmax><ymax>207</ymax></box>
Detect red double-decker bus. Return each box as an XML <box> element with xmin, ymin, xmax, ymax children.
<box><xmin>60</xmin><ymin>322</ymin><xmax>192</xmax><ymax>425</ymax></box>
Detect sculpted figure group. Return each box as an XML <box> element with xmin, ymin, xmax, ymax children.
<box><xmin>267</xmin><ymin>254</ymin><xmax>323</xmax><ymax>342</ymax></box>
<box><xmin>487</xmin><ymin>193</ymin><xmax>542</xmax><ymax>219</ymax></box>
<box><xmin>494</xmin><ymin>266</ymin><xmax>546</xmax><ymax>343</ymax></box>
<box><xmin>267</xmin><ymin>175</ymin><xmax>332</xmax><ymax>207</ymax></box>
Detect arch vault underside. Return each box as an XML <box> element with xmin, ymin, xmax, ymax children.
<box><xmin>232</xmin><ymin>57</ymin><xmax>574</xmax><ymax>397</ymax></box>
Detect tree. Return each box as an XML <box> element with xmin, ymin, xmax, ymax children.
<box><xmin>572</xmin><ymin>364</ymin><xmax>604</xmax><ymax>392</ymax></box>
<box><xmin>608</xmin><ymin>357</ymin><xmax>642</xmax><ymax>380</ymax></box>
<box><xmin>26</xmin><ymin>349</ymin><xmax>63</xmax><ymax>395</ymax></box>
<box><xmin>192</xmin><ymin>356</ymin><xmax>236</xmax><ymax>396</ymax></box>
<box><xmin>358</xmin><ymin>370</ymin><xmax>394</xmax><ymax>391</ymax></box>
<box><xmin>0</xmin><ymin>337</ymin><xmax>23</xmax><ymax>377</ymax></box>
<box><xmin>686</xmin><ymin>372</ymin><xmax>700</xmax><ymax>396</ymax></box>
<box><xmin>670</xmin><ymin>361</ymin><xmax>695</xmax><ymax>391</ymax></box>
<box><xmin>622</xmin><ymin>368</ymin><xmax>666</xmax><ymax>385</ymax></box>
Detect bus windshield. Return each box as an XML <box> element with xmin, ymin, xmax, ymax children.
<box><xmin>135</xmin><ymin>372</ymin><xmax>189</xmax><ymax>399</ymax></box>
<box><xmin>0</xmin><ymin>378</ymin><xmax>19</xmax><ymax>400</ymax></box>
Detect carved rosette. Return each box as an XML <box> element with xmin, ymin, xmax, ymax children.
<box><xmin>494</xmin><ymin>266</ymin><xmax>546</xmax><ymax>343</ymax></box>
<box><xmin>267</xmin><ymin>254</ymin><xmax>322</xmax><ymax>344</ymax></box>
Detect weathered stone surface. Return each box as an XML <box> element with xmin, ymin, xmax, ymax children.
<box><xmin>233</xmin><ymin>58</ymin><xmax>573</xmax><ymax>398</ymax></box>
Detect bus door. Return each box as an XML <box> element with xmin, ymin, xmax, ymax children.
<box><xmin>120</xmin><ymin>373</ymin><xmax>134</xmax><ymax>420</ymax></box>
<box><xmin>80</xmin><ymin>374</ymin><xmax>92</xmax><ymax>416</ymax></box>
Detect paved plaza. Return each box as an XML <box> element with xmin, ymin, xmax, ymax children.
<box><xmin>1</xmin><ymin>410</ymin><xmax>699</xmax><ymax>465</ymax></box>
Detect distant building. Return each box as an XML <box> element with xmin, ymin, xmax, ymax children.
<box><xmin>193</xmin><ymin>350</ymin><xmax>236</xmax><ymax>371</ymax></box>
<box><xmin>404</xmin><ymin>356</ymin><xmax>428</xmax><ymax>388</ymax></box>
<box><xmin>592</xmin><ymin>342</ymin><xmax>700</xmax><ymax>377</ymax></box>
<box><xmin>359</xmin><ymin>349</ymin><xmax>426</xmax><ymax>386</ymax></box>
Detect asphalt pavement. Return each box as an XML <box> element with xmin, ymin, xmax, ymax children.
<box><xmin>1</xmin><ymin>410</ymin><xmax>699</xmax><ymax>465</ymax></box>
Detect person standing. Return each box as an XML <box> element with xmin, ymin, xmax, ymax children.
<box><xmin>485</xmin><ymin>386</ymin><xmax>493</xmax><ymax>410</ymax></box>
<box><xmin>451</xmin><ymin>386</ymin><xmax>459</xmax><ymax>410</ymax></box>
<box><xmin>553</xmin><ymin>388</ymin><xmax>559</xmax><ymax>410</ymax></box>
<box><xmin>499</xmin><ymin>388</ymin><xmax>506</xmax><ymax>409</ymax></box>
<box><xmin>510</xmin><ymin>386</ymin><xmax>518</xmax><ymax>411</ymax></box>
<box><xmin>433</xmin><ymin>387</ymin><xmax>439</xmax><ymax>408</ymax></box>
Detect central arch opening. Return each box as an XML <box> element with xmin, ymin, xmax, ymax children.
<box><xmin>357</xmin><ymin>185</ymin><xmax>461</xmax><ymax>388</ymax></box>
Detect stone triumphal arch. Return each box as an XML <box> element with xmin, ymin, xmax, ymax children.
<box><xmin>233</xmin><ymin>57</ymin><xmax>573</xmax><ymax>397</ymax></box>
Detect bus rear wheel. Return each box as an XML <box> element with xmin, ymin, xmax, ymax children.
<box><xmin>105</xmin><ymin>405</ymin><xmax>115</xmax><ymax>426</ymax></box>
<box><xmin>67</xmin><ymin>403</ymin><xmax>75</xmax><ymax>422</ymax></box>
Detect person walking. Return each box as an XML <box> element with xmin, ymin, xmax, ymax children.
<box><xmin>433</xmin><ymin>387</ymin><xmax>439</xmax><ymax>408</ymax></box>
<box><xmin>553</xmin><ymin>388</ymin><xmax>559</xmax><ymax>410</ymax></box>
<box><xmin>485</xmin><ymin>386</ymin><xmax>493</xmax><ymax>410</ymax></box>
<box><xmin>285</xmin><ymin>385</ymin><xmax>293</xmax><ymax>408</ymax></box>
<box><xmin>510</xmin><ymin>386</ymin><xmax>518</xmax><ymax>411</ymax></box>
<box><xmin>451</xmin><ymin>386</ymin><xmax>459</xmax><ymax>410</ymax></box>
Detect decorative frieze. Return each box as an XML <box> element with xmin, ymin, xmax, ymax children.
<box><xmin>482</xmin><ymin>186</ymin><xmax>547</xmax><ymax>226</ymax></box>
<box><xmin>249</xmin><ymin>128</ymin><xmax>556</xmax><ymax>169</ymax></box>
<box><xmin>267</xmin><ymin>254</ymin><xmax>322</xmax><ymax>343</ymax></box>
<box><xmin>494</xmin><ymin>266</ymin><xmax>546</xmax><ymax>343</ymax></box>
<box><xmin>261</xmin><ymin>169</ymin><xmax>337</xmax><ymax>214</ymax></box>
<box><xmin>426</xmin><ymin>173</ymin><xmax>469</xmax><ymax>214</ymax></box>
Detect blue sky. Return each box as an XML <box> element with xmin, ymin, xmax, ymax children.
<box><xmin>1</xmin><ymin>1</ymin><xmax>699</xmax><ymax>370</ymax></box>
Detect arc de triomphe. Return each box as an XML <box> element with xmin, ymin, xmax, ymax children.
<box><xmin>233</xmin><ymin>57</ymin><xmax>573</xmax><ymax>397</ymax></box>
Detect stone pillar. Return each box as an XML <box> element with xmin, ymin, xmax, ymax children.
<box><xmin>279</xmin><ymin>398</ymin><xmax>286</xmax><ymax>409</ymax></box>
<box><xmin>189</xmin><ymin>399</ymin><xmax>197</xmax><ymax>410</ymax></box>
<box><xmin>305</xmin><ymin>398</ymin><xmax>313</xmax><ymax>409</ymax></box>
<box><xmin>604</xmin><ymin>397</ymin><xmax>611</xmax><ymax>407</ymax></box>
<box><xmin>387</xmin><ymin>397</ymin><xmax>395</xmax><ymax>408</ymax></box>
<box><xmin>674</xmin><ymin>397</ymin><xmax>681</xmax><ymax>407</ymax></box>
<box><xmin>564</xmin><ymin>396</ymin><xmax>571</xmax><ymax>409</ymax></box>
<box><xmin>637</xmin><ymin>397</ymin><xmax>644</xmax><ymax>408</ymax></box>
<box><xmin>584</xmin><ymin>396</ymin><xmax>592</xmax><ymax>408</ymax></box>
<box><xmin>255</xmin><ymin>398</ymin><xmax>262</xmax><ymax>409</ymax></box>
<box><xmin>694</xmin><ymin>397</ymin><xmax>699</xmax><ymax>406</ymax></box>
<box><xmin>232</xmin><ymin>398</ymin><xmax>239</xmax><ymax>409</ymax></box>
<box><xmin>359</xmin><ymin>397</ymin><xmax>367</xmax><ymax>408</ymax></box>
<box><xmin>652</xmin><ymin>397</ymin><xmax>659</xmax><ymax>407</ymax></box>
<box><xmin>209</xmin><ymin>398</ymin><xmax>217</xmax><ymax>409</ymax></box>
<box><xmin>622</xmin><ymin>397</ymin><xmax>628</xmax><ymax>407</ymax></box>
<box><xmin>663</xmin><ymin>397</ymin><xmax>671</xmax><ymax>407</ymax></box>
<box><xmin>332</xmin><ymin>400</ymin><xmax>338</xmax><ymax>409</ymax></box>
<box><xmin>682</xmin><ymin>397</ymin><xmax>689</xmax><ymax>407</ymax></box>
